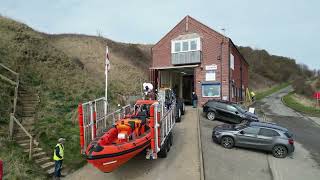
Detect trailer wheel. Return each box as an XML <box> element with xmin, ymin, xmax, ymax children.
<box><xmin>176</xmin><ymin>109</ymin><xmax>181</xmax><ymax>122</ymax></box>
<box><xmin>169</xmin><ymin>133</ymin><xmax>173</xmax><ymax>146</ymax></box>
<box><xmin>181</xmin><ymin>103</ymin><xmax>185</xmax><ymax>115</ymax></box>
<box><xmin>167</xmin><ymin>139</ymin><xmax>171</xmax><ymax>152</ymax></box>
<box><xmin>158</xmin><ymin>141</ymin><xmax>168</xmax><ymax>158</ymax></box>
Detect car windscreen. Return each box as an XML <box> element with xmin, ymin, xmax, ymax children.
<box><xmin>233</xmin><ymin>104</ymin><xmax>247</xmax><ymax>113</ymax></box>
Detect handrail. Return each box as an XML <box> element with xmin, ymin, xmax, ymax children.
<box><xmin>0</xmin><ymin>63</ymin><xmax>18</xmax><ymax>76</ymax></box>
<box><xmin>1</xmin><ymin>64</ymin><xmax>33</xmax><ymax>159</ymax></box>
<box><xmin>10</xmin><ymin>114</ymin><xmax>33</xmax><ymax>160</ymax></box>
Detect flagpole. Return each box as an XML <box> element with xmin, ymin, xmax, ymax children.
<box><xmin>105</xmin><ymin>46</ymin><xmax>109</xmax><ymax>124</ymax></box>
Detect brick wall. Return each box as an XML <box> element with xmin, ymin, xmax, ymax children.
<box><xmin>152</xmin><ymin>16</ymin><xmax>248</xmax><ymax>105</ymax></box>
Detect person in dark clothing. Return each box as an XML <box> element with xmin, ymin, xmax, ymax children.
<box><xmin>53</xmin><ymin>138</ymin><xmax>65</xmax><ymax>179</ymax></box>
<box><xmin>192</xmin><ymin>92</ymin><xmax>198</xmax><ymax>108</ymax></box>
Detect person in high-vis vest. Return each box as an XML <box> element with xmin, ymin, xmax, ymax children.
<box><xmin>250</xmin><ymin>91</ymin><xmax>256</xmax><ymax>102</ymax></box>
<box><xmin>53</xmin><ymin>138</ymin><xmax>65</xmax><ymax>179</ymax></box>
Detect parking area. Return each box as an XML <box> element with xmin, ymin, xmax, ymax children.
<box><xmin>200</xmin><ymin>115</ymin><xmax>272</xmax><ymax>180</ymax></box>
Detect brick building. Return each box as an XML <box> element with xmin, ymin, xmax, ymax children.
<box><xmin>150</xmin><ymin>16</ymin><xmax>249</xmax><ymax>105</ymax></box>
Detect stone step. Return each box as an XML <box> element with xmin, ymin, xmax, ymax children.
<box><xmin>32</xmin><ymin>152</ymin><xmax>47</xmax><ymax>158</ymax></box>
<box><xmin>47</xmin><ymin>167</ymin><xmax>55</xmax><ymax>175</ymax></box>
<box><xmin>40</xmin><ymin>161</ymin><xmax>55</xmax><ymax>171</ymax></box>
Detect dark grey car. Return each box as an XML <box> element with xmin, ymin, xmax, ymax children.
<box><xmin>212</xmin><ymin>122</ymin><xmax>295</xmax><ymax>158</ymax></box>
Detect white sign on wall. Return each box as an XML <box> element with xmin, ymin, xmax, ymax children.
<box><xmin>206</xmin><ymin>71</ymin><xmax>216</xmax><ymax>81</ymax></box>
<box><xmin>205</xmin><ymin>64</ymin><xmax>217</xmax><ymax>70</ymax></box>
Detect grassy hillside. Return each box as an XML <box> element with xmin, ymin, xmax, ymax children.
<box><xmin>0</xmin><ymin>15</ymin><xmax>150</xmax><ymax>177</ymax></box>
<box><xmin>238</xmin><ymin>46</ymin><xmax>313</xmax><ymax>91</ymax></box>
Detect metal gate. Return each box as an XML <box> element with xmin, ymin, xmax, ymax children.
<box><xmin>78</xmin><ymin>97</ymin><xmax>132</xmax><ymax>154</ymax></box>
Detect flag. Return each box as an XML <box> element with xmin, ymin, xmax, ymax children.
<box><xmin>105</xmin><ymin>46</ymin><xmax>110</xmax><ymax>73</ymax></box>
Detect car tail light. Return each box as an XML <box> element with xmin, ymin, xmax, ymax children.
<box><xmin>288</xmin><ymin>138</ymin><xmax>294</xmax><ymax>145</ymax></box>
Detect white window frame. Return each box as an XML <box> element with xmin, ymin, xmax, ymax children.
<box><xmin>230</xmin><ymin>53</ymin><xmax>234</xmax><ymax>70</ymax></box>
<box><xmin>202</xmin><ymin>83</ymin><xmax>221</xmax><ymax>98</ymax></box>
<box><xmin>171</xmin><ymin>37</ymin><xmax>201</xmax><ymax>53</ymax></box>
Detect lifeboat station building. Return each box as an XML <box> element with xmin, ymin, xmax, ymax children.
<box><xmin>150</xmin><ymin>16</ymin><xmax>249</xmax><ymax>105</ymax></box>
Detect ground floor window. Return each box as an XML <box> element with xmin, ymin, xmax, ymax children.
<box><xmin>202</xmin><ymin>83</ymin><xmax>221</xmax><ymax>97</ymax></box>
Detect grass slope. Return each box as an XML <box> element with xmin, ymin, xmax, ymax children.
<box><xmin>283</xmin><ymin>92</ymin><xmax>320</xmax><ymax>117</ymax></box>
<box><xmin>0</xmin><ymin>15</ymin><xmax>150</xmax><ymax>177</ymax></box>
<box><xmin>255</xmin><ymin>82</ymin><xmax>290</xmax><ymax>101</ymax></box>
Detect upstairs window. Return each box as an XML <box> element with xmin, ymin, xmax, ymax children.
<box><xmin>182</xmin><ymin>41</ymin><xmax>189</xmax><ymax>51</ymax></box>
<box><xmin>190</xmin><ymin>40</ymin><xmax>197</xmax><ymax>50</ymax></box>
<box><xmin>174</xmin><ymin>42</ymin><xmax>181</xmax><ymax>52</ymax></box>
<box><xmin>230</xmin><ymin>54</ymin><xmax>234</xmax><ymax>70</ymax></box>
<box><xmin>171</xmin><ymin>37</ymin><xmax>201</xmax><ymax>53</ymax></box>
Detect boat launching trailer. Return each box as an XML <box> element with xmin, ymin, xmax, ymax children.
<box><xmin>78</xmin><ymin>96</ymin><xmax>177</xmax><ymax>173</ymax></box>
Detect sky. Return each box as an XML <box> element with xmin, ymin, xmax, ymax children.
<box><xmin>0</xmin><ymin>0</ymin><xmax>319</xmax><ymax>70</ymax></box>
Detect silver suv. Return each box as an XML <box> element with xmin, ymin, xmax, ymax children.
<box><xmin>212</xmin><ymin>122</ymin><xmax>294</xmax><ymax>158</ymax></box>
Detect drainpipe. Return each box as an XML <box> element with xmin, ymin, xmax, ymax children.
<box><xmin>220</xmin><ymin>40</ymin><xmax>223</xmax><ymax>100</ymax></box>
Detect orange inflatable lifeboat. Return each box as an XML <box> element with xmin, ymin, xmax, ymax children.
<box><xmin>85</xmin><ymin>102</ymin><xmax>154</xmax><ymax>173</ymax></box>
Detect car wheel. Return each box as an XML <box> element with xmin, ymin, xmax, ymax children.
<box><xmin>221</xmin><ymin>136</ymin><xmax>234</xmax><ymax>149</ymax></box>
<box><xmin>272</xmin><ymin>145</ymin><xmax>288</xmax><ymax>158</ymax></box>
<box><xmin>207</xmin><ymin>111</ymin><xmax>216</xmax><ymax>121</ymax></box>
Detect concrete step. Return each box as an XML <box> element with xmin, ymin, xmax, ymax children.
<box><xmin>19</xmin><ymin>142</ymin><xmax>31</xmax><ymax>147</ymax></box>
<box><xmin>16</xmin><ymin>131</ymin><xmax>34</xmax><ymax>137</ymax></box>
<box><xmin>35</xmin><ymin>157</ymin><xmax>51</xmax><ymax>164</ymax></box>
<box><xmin>22</xmin><ymin>106</ymin><xmax>36</xmax><ymax>111</ymax></box>
<box><xmin>20</xmin><ymin>102</ymin><xmax>38</xmax><ymax>106</ymax></box>
<box><xmin>18</xmin><ymin>139</ymin><xmax>31</xmax><ymax>144</ymax></box>
<box><xmin>19</xmin><ymin>93</ymin><xmax>37</xmax><ymax>97</ymax></box>
<box><xmin>22</xmin><ymin>111</ymin><xmax>36</xmax><ymax>115</ymax></box>
<box><xmin>20</xmin><ymin>97</ymin><xmax>39</xmax><ymax>101</ymax></box>
<box><xmin>47</xmin><ymin>167</ymin><xmax>55</xmax><ymax>175</ymax></box>
<box><xmin>21</xmin><ymin>114</ymin><xmax>34</xmax><ymax>118</ymax></box>
<box><xmin>21</xmin><ymin>119</ymin><xmax>35</xmax><ymax>126</ymax></box>
<box><xmin>20</xmin><ymin>99</ymin><xmax>39</xmax><ymax>103</ymax></box>
<box><xmin>40</xmin><ymin>161</ymin><xmax>55</xmax><ymax>171</ymax></box>
<box><xmin>32</xmin><ymin>152</ymin><xmax>47</xmax><ymax>158</ymax></box>
<box><xmin>23</xmin><ymin>147</ymin><xmax>43</xmax><ymax>153</ymax></box>
<box><xmin>17</xmin><ymin>126</ymin><xmax>34</xmax><ymax>132</ymax></box>
<box><xmin>15</xmin><ymin>135</ymin><xmax>30</xmax><ymax>141</ymax></box>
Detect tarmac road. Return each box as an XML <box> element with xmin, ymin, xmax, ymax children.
<box><xmin>201</xmin><ymin>86</ymin><xmax>320</xmax><ymax>180</ymax></box>
<box><xmin>65</xmin><ymin>106</ymin><xmax>200</xmax><ymax>180</ymax></box>
<box><xmin>258</xmin><ymin>86</ymin><xmax>320</xmax><ymax>166</ymax></box>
